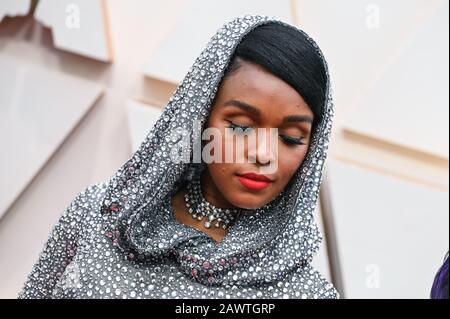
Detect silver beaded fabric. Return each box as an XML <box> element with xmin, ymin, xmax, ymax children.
<box><xmin>19</xmin><ymin>14</ymin><xmax>338</xmax><ymax>299</ymax></box>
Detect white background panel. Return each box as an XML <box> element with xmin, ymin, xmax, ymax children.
<box><xmin>0</xmin><ymin>0</ymin><xmax>30</xmax><ymax>21</ymax></box>
<box><xmin>35</xmin><ymin>0</ymin><xmax>112</xmax><ymax>61</ymax></box>
<box><xmin>0</xmin><ymin>56</ymin><xmax>103</xmax><ymax>219</ymax></box>
<box><xmin>126</xmin><ymin>99</ymin><xmax>163</xmax><ymax>153</ymax></box>
<box><xmin>296</xmin><ymin>0</ymin><xmax>446</xmax><ymax>115</ymax></box>
<box><xmin>328</xmin><ymin>159</ymin><xmax>449</xmax><ymax>298</ymax></box>
<box><xmin>143</xmin><ymin>0</ymin><xmax>293</xmax><ymax>84</ymax></box>
<box><xmin>344</xmin><ymin>3</ymin><xmax>449</xmax><ymax>159</ymax></box>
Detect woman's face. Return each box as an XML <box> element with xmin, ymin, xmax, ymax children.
<box><xmin>201</xmin><ymin>59</ymin><xmax>314</xmax><ymax>210</ymax></box>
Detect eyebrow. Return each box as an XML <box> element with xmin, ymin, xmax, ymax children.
<box><xmin>222</xmin><ymin>99</ymin><xmax>313</xmax><ymax>124</ymax></box>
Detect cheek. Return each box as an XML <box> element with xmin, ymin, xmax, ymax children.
<box><xmin>207</xmin><ymin>162</ymin><xmax>232</xmax><ymax>183</ymax></box>
<box><xmin>211</xmin><ymin>162</ymin><xmax>227</xmax><ymax>173</ymax></box>
<box><xmin>277</xmin><ymin>146</ymin><xmax>308</xmax><ymax>181</ymax></box>
<box><xmin>206</xmin><ymin>163</ymin><xmax>240</xmax><ymax>201</ymax></box>
<box><xmin>205</xmin><ymin>115</ymin><xmax>226</xmax><ymax>150</ymax></box>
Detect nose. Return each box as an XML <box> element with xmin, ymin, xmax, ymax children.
<box><xmin>247</xmin><ymin>127</ymin><xmax>278</xmax><ymax>166</ymax></box>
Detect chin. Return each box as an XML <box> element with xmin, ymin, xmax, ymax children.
<box><xmin>229</xmin><ymin>195</ymin><xmax>270</xmax><ymax>211</ymax></box>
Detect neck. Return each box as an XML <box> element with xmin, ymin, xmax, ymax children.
<box><xmin>200</xmin><ymin>169</ymin><xmax>237</xmax><ymax>209</ymax></box>
<box><xmin>171</xmin><ymin>169</ymin><xmax>235</xmax><ymax>244</ymax></box>
<box><xmin>171</xmin><ymin>189</ymin><xmax>228</xmax><ymax>244</ymax></box>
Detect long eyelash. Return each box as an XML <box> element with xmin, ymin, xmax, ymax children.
<box><xmin>279</xmin><ymin>134</ymin><xmax>306</xmax><ymax>146</ymax></box>
<box><xmin>226</xmin><ymin>121</ymin><xmax>253</xmax><ymax>132</ymax></box>
<box><xmin>227</xmin><ymin>121</ymin><xmax>305</xmax><ymax>145</ymax></box>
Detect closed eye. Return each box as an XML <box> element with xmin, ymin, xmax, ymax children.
<box><xmin>226</xmin><ymin>120</ymin><xmax>306</xmax><ymax>146</ymax></box>
<box><xmin>279</xmin><ymin>134</ymin><xmax>306</xmax><ymax>146</ymax></box>
<box><xmin>226</xmin><ymin>120</ymin><xmax>254</xmax><ymax>133</ymax></box>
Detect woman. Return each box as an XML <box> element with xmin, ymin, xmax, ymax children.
<box><xmin>19</xmin><ymin>14</ymin><xmax>338</xmax><ymax>299</ymax></box>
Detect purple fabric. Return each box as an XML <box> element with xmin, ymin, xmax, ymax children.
<box><xmin>431</xmin><ymin>254</ymin><xmax>449</xmax><ymax>299</ymax></box>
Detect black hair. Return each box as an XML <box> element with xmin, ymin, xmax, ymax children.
<box><xmin>223</xmin><ymin>22</ymin><xmax>328</xmax><ymax>130</ymax></box>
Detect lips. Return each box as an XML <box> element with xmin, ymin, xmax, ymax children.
<box><xmin>237</xmin><ymin>173</ymin><xmax>273</xmax><ymax>190</ymax></box>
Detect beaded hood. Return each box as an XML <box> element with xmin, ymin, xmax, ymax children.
<box><xmin>99</xmin><ymin>14</ymin><xmax>336</xmax><ymax>293</ymax></box>
<box><xmin>20</xmin><ymin>14</ymin><xmax>338</xmax><ymax>299</ymax></box>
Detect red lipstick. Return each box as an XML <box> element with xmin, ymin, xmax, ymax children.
<box><xmin>237</xmin><ymin>173</ymin><xmax>273</xmax><ymax>190</ymax></box>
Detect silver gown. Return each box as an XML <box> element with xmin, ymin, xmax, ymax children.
<box><xmin>18</xmin><ymin>14</ymin><xmax>339</xmax><ymax>299</ymax></box>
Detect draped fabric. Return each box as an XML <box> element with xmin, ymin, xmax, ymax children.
<box><xmin>19</xmin><ymin>14</ymin><xmax>338</xmax><ymax>299</ymax></box>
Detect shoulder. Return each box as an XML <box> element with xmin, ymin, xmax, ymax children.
<box><xmin>79</xmin><ymin>181</ymin><xmax>110</xmax><ymax>217</ymax></box>
<box><xmin>67</xmin><ymin>181</ymin><xmax>108</xmax><ymax>210</ymax></box>
<box><xmin>80</xmin><ymin>181</ymin><xmax>109</xmax><ymax>206</ymax></box>
<box><xmin>59</xmin><ymin>181</ymin><xmax>110</xmax><ymax>227</ymax></box>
